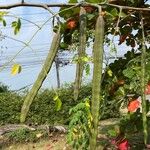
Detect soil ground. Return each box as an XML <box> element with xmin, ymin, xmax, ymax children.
<box><xmin>0</xmin><ymin>118</ymin><xmax>149</xmax><ymax>150</ymax></box>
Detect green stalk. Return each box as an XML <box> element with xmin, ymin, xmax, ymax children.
<box><xmin>141</xmin><ymin>17</ymin><xmax>148</xmax><ymax>145</ymax></box>
<box><xmin>74</xmin><ymin>7</ymin><xmax>86</xmax><ymax>101</ymax></box>
<box><xmin>90</xmin><ymin>12</ymin><xmax>104</xmax><ymax>149</ymax></box>
<box><xmin>20</xmin><ymin>28</ymin><xmax>61</xmax><ymax>123</ymax></box>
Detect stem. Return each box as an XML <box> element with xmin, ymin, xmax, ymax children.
<box><xmin>141</xmin><ymin>15</ymin><xmax>148</xmax><ymax>145</ymax></box>
<box><xmin>90</xmin><ymin>9</ymin><xmax>104</xmax><ymax>150</ymax></box>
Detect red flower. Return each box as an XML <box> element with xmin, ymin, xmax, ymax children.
<box><xmin>128</xmin><ymin>100</ymin><xmax>140</xmax><ymax>112</ymax></box>
<box><xmin>145</xmin><ymin>84</ymin><xmax>150</xmax><ymax>94</ymax></box>
<box><xmin>118</xmin><ymin>139</ymin><xmax>129</xmax><ymax>150</ymax></box>
<box><xmin>111</xmin><ymin>139</ymin><xmax>129</xmax><ymax>150</ymax></box>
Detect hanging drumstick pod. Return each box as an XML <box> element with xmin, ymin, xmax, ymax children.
<box><xmin>140</xmin><ymin>14</ymin><xmax>148</xmax><ymax>146</ymax></box>
<box><xmin>90</xmin><ymin>6</ymin><xmax>105</xmax><ymax>150</ymax></box>
<box><xmin>74</xmin><ymin>6</ymin><xmax>87</xmax><ymax>101</ymax></box>
<box><xmin>20</xmin><ymin>26</ymin><xmax>61</xmax><ymax>123</ymax></box>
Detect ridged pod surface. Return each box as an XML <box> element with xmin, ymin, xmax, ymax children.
<box><xmin>74</xmin><ymin>7</ymin><xmax>86</xmax><ymax>101</ymax></box>
<box><xmin>141</xmin><ymin>17</ymin><xmax>148</xmax><ymax>145</ymax></box>
<box><xmin>90</xmin><ymin>13</ymin><xmax>104</xmax><ymax>150</ymax></box>
<box><xmin>20</xmin><ymin>28</ymin><xmax>61</xmax><ymax>123</ymax></box>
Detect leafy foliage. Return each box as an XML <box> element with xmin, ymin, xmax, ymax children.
<box><xmin>0</xmin><ymin>11</ymin><xmax>8</xmax><ymax>27</ymax></box>
<box><xmin>0</xmin><ymin>84</ymin><xmax>92</xmax><ymax>125</ymax></box>
<box><xmin>0</xmin><ymin>83</ymin><xmax>9</xmax><ymax>93</ymax></box>
<box><xmin>11</xmin><ymin>18</ymin><xmax>21</xmax><ymax>35</ymax></box>
<box><xmin>67</xmin><ymin>99</ymin><xmax>91</xmax><ymax>150</ymax></box>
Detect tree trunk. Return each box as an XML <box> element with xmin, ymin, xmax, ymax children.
<box><xmin>74</xmin><ymin>7</ymin><xmax>86</xmax><ymax>101</ymax></box>
<box><xmin>20</xmin><ymin>29</ymin><xmax>61</xmax><ymax>123</ymax></box>
<box><xmin>90</xmin><ymin>14</ymin><xmax>104</xmax><ymax>150</ymax></box>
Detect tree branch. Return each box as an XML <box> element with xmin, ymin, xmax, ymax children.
<box><xmin>0</xmin><ymin>2</ymin><xmax>149</xmax><ymax>12</ymax></box>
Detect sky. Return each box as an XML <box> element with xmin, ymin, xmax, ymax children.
<box><xmin>0</xmin><ymin>0</ymin><xmax>141</xmax><ymax>91</ymax></box>
<box><xmin>0</xmin><ymin>0</ymin><xmax>93</xmax><ymax>91</ymax></box>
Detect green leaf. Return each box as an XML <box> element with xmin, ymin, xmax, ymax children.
<box><xmin>84</xmin><ymin>64</ymin><xmax>90</xmax><ymax>76</ymax></box>
<box><xmin>11</xmin><ymin>64</ymin><xmax>22</xmax><ymax>75</ymax></box>
<box><xmin>108</xmin><ymin>129</ymin><xmax>117</xmax><ymax>137</ymax></box>
<box><xmin>123</xmin><ymin>68</ymin><xmax>135</xmax><ymax>79</ymax></box>
<box><xmin>110</xmin><ymin>8</ymin><xmax>118</xmax><ymax>17</ymax></box>
<box><xmin>86</xmin><ymin>0</ymin><xmax>103</xmax><ymax>3</ymax></box>
<box><xmin>0</xmin><ymin>11</ymin><xmax>8</xmax><ymax>17</ymax></box>
<box><xmin>59</xmin><ymin>8</ymin><xmax>73</xmax><ymax>19</ymax></box>
<box><xmin>60</xmin><ymin>42</ymin><xmax>68</xmax><ymax>49</ymax></box>
<box><xmin>120</xmin><ymin>12</ymin><xmax>127</xmax><ymax>17</ymax></box>
<box><xmin>87</xmin><ymin>14</ymin><xmax>95</xmax><ymax>20</ymax></box>
<box><xmin>55</xmin><ymin>98</ymin><xmax>62</xmax><ymax>111</ymax></box>
<box><xmin>82</xmin><ymin>56</ymin><xmax>90</xmax><ymax>62</ymax></box>
<box><xmin>14</xmin><ymin>27</ymin><xmax>18</xmax><ymax>35</ymax></box>
<box><xmin>53</xmin><ymin>95</ymin><xmax>59</xmax><ymax>101</ymax></box>
<box><xmin>17</xmin><ymin>18</ymin><xmax>21</xmax><ymax>29</ymax></box>
<box><xmin>107</xmin><ymin>69</ymin><xmax>113</xmax><ymax>77</ymax></box>
<box><xmin>68</xmin><ymin>0</ymin><xmax>78</xmax><ymax>3</ymax></box>
<box><xmin>12</xmin><ymin>21</ymin><xmax>17</xmax><ymax>27</ymax></box>
<box><xmin>2</xmin><ymin>20</ymin><xmax>6</xmax><ymax>26</ymax></box>
<box><xmin>11</xmin><ymin>19</ymin><xmax>21</xmax><ymax>35</ymax></box>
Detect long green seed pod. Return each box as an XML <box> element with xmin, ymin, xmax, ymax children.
<box><xmin>90</xmin><ymin>13</ymin><xmax>104</xmax><ymax>150</ymax></box>
<box><xmin>20</xmin><ymin>28</ymin><xmax>61</xmax><ymax>123</ymax></box>
<box><xmin>74</xmin><ymin>7</ymin><xmax>86</xmax><ymax>101</ymax></box>
<box><xmin>141</xmin><ymin>17</ymin><xmax>148</xmax><ymax>145</ymax></box>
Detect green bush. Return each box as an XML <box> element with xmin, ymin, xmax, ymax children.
<box><xmin>0</xmin><ymin>82</ymin><xmax>120</xmax><ymax>126</ymax></box>
<box><xmin>5</xmin><ymin>128</ymin><xmax>48</xmax><ymax>143</ymax></box>
<box><xmin>0</xmin><ymin>92</ymin><xmax>23</xmax><ymax>125</ymax></box>
<box><xmin>67</xmin><ymin>99</ymin><xmax>91</xmax><ymax>150</ymax></box>
<box><xmin>0</xmin><ymin>84</ymin><xmax>92</xmax><ymax>125</ymax></box>
<box><xmin>0</xmin><ymin>82</ymin><xmax>9</xmax><ymax>93</ymax></box>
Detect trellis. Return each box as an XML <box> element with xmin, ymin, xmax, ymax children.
<box><xmin>0</xmin><ymin>1</ymin><xmax>150</xmax><ymax>149</ymax></box>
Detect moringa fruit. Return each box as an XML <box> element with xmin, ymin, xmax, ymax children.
<box><xmin>74</xmin><ymin>7</ymin><xmax>87</xmax><ymax>101</ymax></box>
<box><xmin>20</xmin><ymin>28</ymin><xmax>61</xmax><ymax>123</ymax></box>
<box><xmin>89</xmin><ymin>10</ymin><xmax>105</xmax><ymax>150</ymax></box>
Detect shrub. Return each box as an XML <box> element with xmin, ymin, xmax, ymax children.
<box><xmin>0</xmin><ymin>82</ymin><xmax>120</xmax><ymax>125</ymax></box>
<box><xmin>67</xmin><ymin>99</ymin><xmax>91</xmax><ymax>150</ymax></box>
<box><xmin>0</xmin><ymin>82</ymin><xmax>9</xmax><ymax>93</ymax></box>
<box><xmin>0</xmin><ymin>92</ymin><xmax>23</xmax><ymax>125</ymax></box>
<box><xmin>5</xmin><ymin>128</ymin><xmax>48</xmax><ymax>143</ymax></box>
<box><xmin>0</xmin><ymin>84</ymin><xmax>92</xmax><ymax>125</ymax></box>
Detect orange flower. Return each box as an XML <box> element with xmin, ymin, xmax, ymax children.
<box><xmin>128</xmin><ymin>100</ymin><xmax>140</xmax><ymax>112</ymax></box>
<box><xmin>67</xmin><ymin>20</ymin><xmax>77</xmax><ymax>29</ymax></box>
<box><xmin>145</xmin><ymin>84</ymin><xmax>150</xmax><ymax>94</ymax></box>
